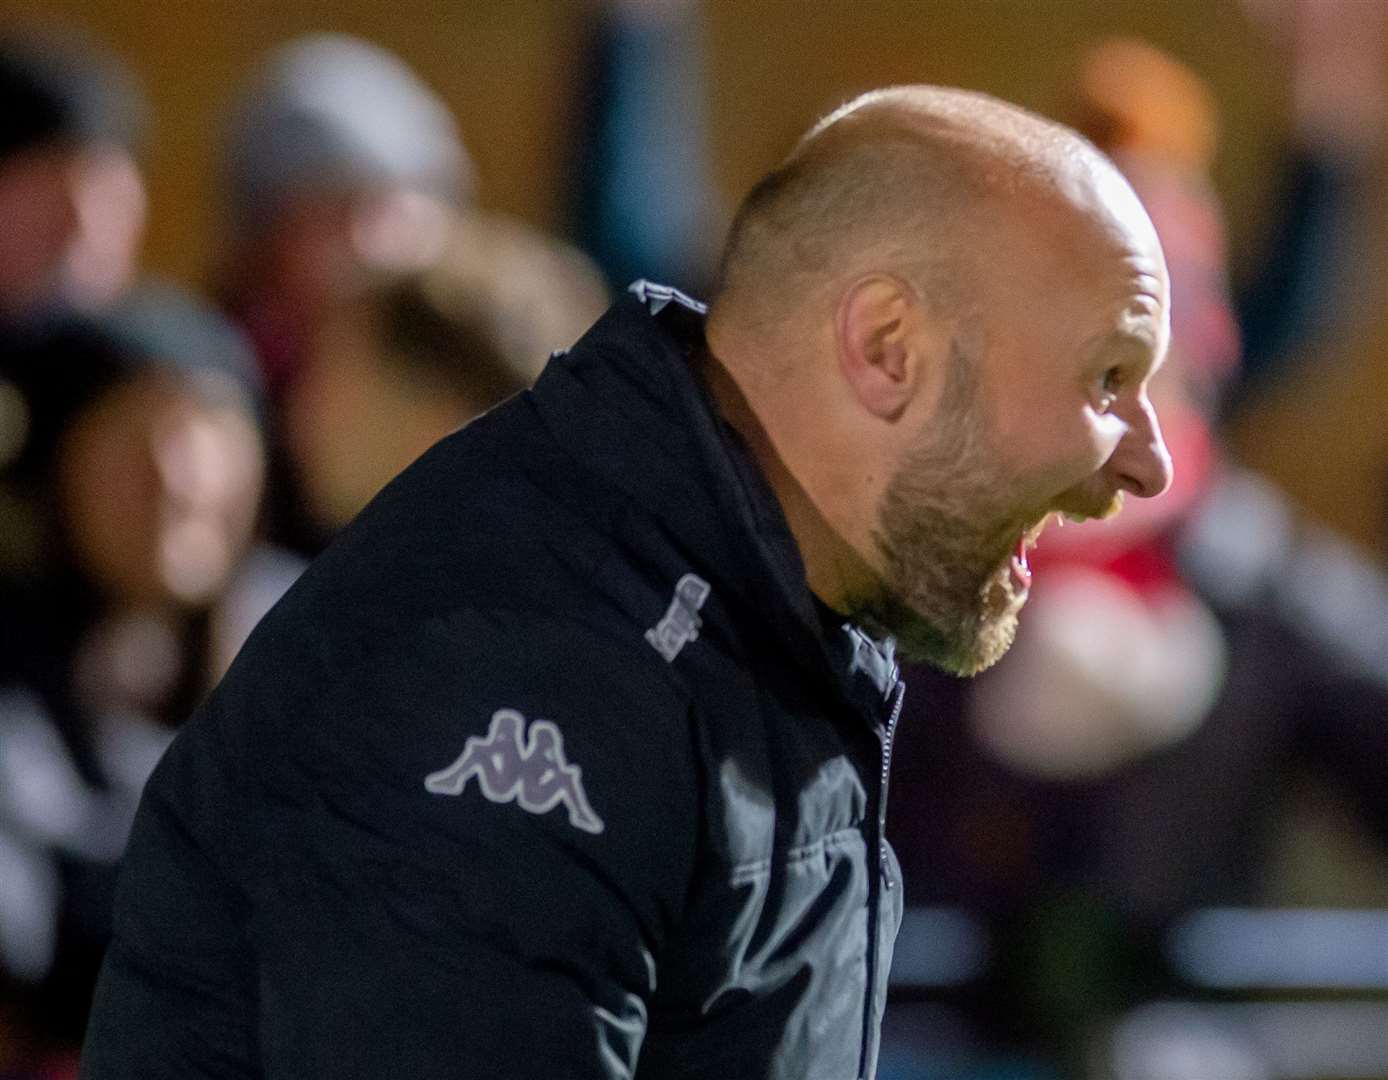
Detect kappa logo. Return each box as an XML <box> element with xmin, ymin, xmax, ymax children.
<box><xmin>645</xmin><ymin>573</ymin><xmax>711</xmax><ymax>663</ymax></box>
<box><xmin>424</xmin><ymin>708</ymin><xmax>604</xmax><ymax>835</ymax></box>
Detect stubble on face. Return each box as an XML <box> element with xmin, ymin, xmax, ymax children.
<box><xmin>854</xmin><ymin>339</ymin><xmax>1033</xmax><ymax>676</ymax></box>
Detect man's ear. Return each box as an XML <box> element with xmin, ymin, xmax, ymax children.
<box><xmin>834</xmin><ymin>274</ymin><xmax>929</xmax><ymax>422</ymax></box>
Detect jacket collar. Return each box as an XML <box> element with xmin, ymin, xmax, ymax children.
<box><xmin>531</xmin><ymin>281</ymin><xmax>899</xmax><ymax>716</ymax></box>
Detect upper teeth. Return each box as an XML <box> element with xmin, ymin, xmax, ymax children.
<box><xmin>1021</xmin><ymin>514</ymin><xmax>1053</xmax><ymax>551</ymax></box>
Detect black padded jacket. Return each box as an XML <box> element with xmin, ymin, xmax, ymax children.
<box><xmin>81</xmin><ymin>282</ymin><xmax>907</xmax><ymax>1079</ymax></box>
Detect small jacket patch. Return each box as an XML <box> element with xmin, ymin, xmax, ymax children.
<box><xmin>645</xmin><ymin>573</ymin><xmax>711</xmax><ymax>663</ymax></box>
<box><xmin>425</xmin><ymin>708</ymin><xmax>604</xmax><ymax>835</ymax></box>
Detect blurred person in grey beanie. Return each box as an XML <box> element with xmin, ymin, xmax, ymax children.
<box><xmin>216</xmin><ymin>32</ymin><xmax>473</xmax><ymax>402</ymax></box>
<box><xmin>0</xmin><ymin>28</ymin><xmax>148</xmax><ymax>329</ymax></box>
<box><xmin>214</xmin><ymin>32</ymin><xmax>473</xmax><ymax>555</ymax></box>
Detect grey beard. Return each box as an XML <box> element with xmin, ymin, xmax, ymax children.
<box><xmin>861</xmin><ymin>342</ymin><xmax>1026</xmax><ymax>676</ymax></box>
<box><xmin>856</xmin><ymin>525</ymin><xmax>1020</xmax><ymax>676</ymax></box>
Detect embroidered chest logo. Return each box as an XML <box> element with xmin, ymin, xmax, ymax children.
<box><xmin>645</xmin><ymin>573</ymin><xmax>711</xmax><ymax>663</ymax></box>
<box><xmin>424</xmin><ymin>708</ymin><xmax>604</xmax><ymax>835</ymax></box>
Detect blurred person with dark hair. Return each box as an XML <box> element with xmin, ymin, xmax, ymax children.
<box><xmin>0</xmin><ymin>29</ymin><xmax>148</xmax><ymax>331</ymax></box>
<box><xmin>282</xmin><ymin>210</ymin><xmax>607</xmax><ymax>548</ymax></box>
<box><xmin>0</xmin><ymin>285</ymin><xmax>301</xmax><ymax>1069</ymax></box>
<box><xmin>0</xmin><ymin>28</ymin><xmax>151</xmax><ymax>605</ymax></box>
<box><xmin>881</xmin><ymin>39</ymin><xmax>1388</xmax><ymax>1080</ymax></box>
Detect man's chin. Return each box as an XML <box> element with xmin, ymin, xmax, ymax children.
<box><xmin>883</xmin><ymin>608</ymin><xmax>1021</xmax><ymax>678</ymax></box>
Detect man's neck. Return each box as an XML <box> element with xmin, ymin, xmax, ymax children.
<box><xmin>695</xmin><ymin>335</ymin><xmax>881</xmax><ymax>620</ymax></box>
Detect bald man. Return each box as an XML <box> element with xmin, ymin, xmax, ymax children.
<box><xmin>83</xmin><ymin>87</ymin><xmax>1171</xmax><ymax>1079</ymax></box>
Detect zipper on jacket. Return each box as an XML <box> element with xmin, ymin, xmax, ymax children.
<box><xmin>877</xmin><ymin>678</ymin><xmax>905</xmax><ymax>887</ymax></box>
<box><xmin>857</xmin><ymin>676</ymin><xmax>906</xmax><ymax>1080</ymax></box>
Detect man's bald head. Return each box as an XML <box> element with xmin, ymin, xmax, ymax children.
<box><xmin>712</xmin><ymin>85</ymin><xmax>1145</xmax><ymax>336</ymax></box>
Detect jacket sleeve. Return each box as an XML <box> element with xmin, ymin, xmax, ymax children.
<box><xmin>88</xmin><ymin>609</ymin><xmax>702</xmax><ymax>1080</ymax></box>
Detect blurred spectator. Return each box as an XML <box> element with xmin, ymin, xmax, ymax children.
<box><xmin>1233</xmin><ymin>0</ymin><xmax>1385</xmax><ymax>400</ymax></box>
<box><xmin>216</xmin><ymin>32</ymin><xmax>471</xmax><ymax>402</ymax></box>
<box><xmin>882</xmin><ymin>37</ymin><xmax>1388</xmax><ymax>1080</ymax></box>
<box><xmin>214</xmin><ymin>32</ymin><xmax>473</xmax><ymax>555</ymax></box>
<box><xmin>282</xmin><ymin>210</ymin><xmax>607</xmax><ymax>546</ymax></box>
<box><xmin>0</xmin><ymin>284</ymin><xmax>301</xmax><ymax>1068</ymax></box>
<box><xmin>0</xmin><ymin>29</ymin><xmax>148</xmax><ymax>331</ymax></box>
<box><xmin>569</xmin><ymin>0</ymin><xmax>721</xmax><ymax>294</ymax></box>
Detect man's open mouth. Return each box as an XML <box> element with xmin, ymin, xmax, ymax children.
<box><xmin>1007</xmin><ymin>513</ymin><xmax>1050</xmax><ymax>591</ymax></box>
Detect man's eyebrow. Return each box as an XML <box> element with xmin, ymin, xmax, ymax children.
<box><xmin>1087</xmin><ymin>327</ymin><xmax>1166</xmax><ymax>383</ymax></box>
<box><xmin>1113</xmin><ymin>327</ymin><xmax>1157</xmax><ymax>348</ymax></box>
<box><xmin>1090</xmin><ymin>327</ymin><xmax>1155</xmax><ymax>361</ymax></box>
<box><xmin>1114</xmin><ymin>300</ymin><xmax>1161</xmax><ymax>337</ymax></box>
<box><xmin>1114</xmin><ymin>328</ymin><xmax>1170</xmax><ymax>380</ymax></box>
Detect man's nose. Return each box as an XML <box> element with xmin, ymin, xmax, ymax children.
<box><xmin>1109</xmin><ymin>395</ymin><xmax>1173</xmax><ymax>499</ymax></box>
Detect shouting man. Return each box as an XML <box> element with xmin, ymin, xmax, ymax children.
<box><xmin>83</xmin><ymin>86</ymin><xmax>1171</xmax><ymax>1079</ymax></box>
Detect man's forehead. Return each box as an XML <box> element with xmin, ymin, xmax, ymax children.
<box><xmin>973</xmin><ymin>196</ymin><xmax>1170</xmax><ymax>369</ymax></box>
<box><xmin>991</xmin><ymin>175</ymin><xmax>1168</xmax><ymax>293</ymax></box>
<box><xmin>1075</xmin><ymin>161</ymin><xmax>1165</xmax><ymax>264</ymax></box>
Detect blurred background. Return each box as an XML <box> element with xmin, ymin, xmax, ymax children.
<box><xmin>0</xmin><ymin>0</ymin><xmax>1384</xmax><ymax>1077</ymax></box>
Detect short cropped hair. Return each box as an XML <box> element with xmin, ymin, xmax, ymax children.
<box><xmin>717</xmin><ymin>132</ymin><xmax>983</xmax><ymax>324</ymax></box>
<box><xmin>715</xmin><ymin>87</ymin><xmax>1102</xmax><ymax>331</ymax></box>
